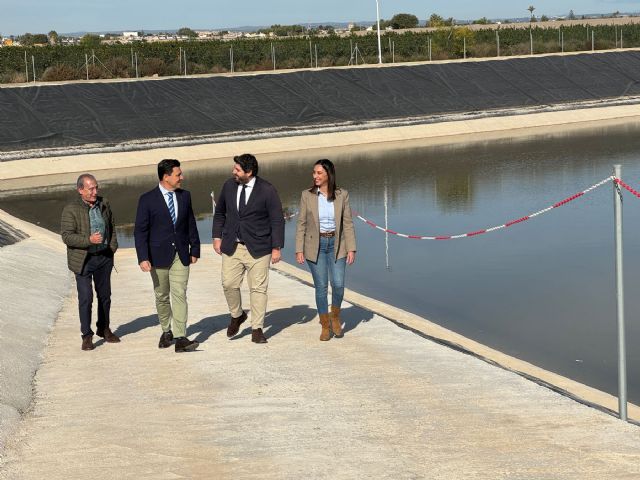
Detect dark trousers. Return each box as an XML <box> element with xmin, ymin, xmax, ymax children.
<box><xmin>75</xmin><ymin>252</ymin><xmax>113</xmax><ymax>338</ymax></box>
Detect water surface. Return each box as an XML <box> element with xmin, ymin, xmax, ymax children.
<box><xmin>4</xmin><ymin>123</ymin><xmax>640</xmax><ymax>404</ymax></box>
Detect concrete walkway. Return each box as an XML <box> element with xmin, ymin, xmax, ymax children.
<box><xmin>1</xmin><ymin>240</ymin><xmax>640</xmax><ymax>479</ymax></box>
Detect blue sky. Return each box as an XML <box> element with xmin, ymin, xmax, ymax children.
<box><xmin>2</xmin><ymin>1</ymin><xmax>638</xmax><ymax>35</ymax></box>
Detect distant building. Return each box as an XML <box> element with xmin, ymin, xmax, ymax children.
<box><xmin>197</xmin><ymin>30</ymin><xmax>219</xmax><ymax>39</ymax></box>
<box><xmin>123</xmin><ymin>31</ymin><xmax>139</xmax><ymax>38</ymax></box>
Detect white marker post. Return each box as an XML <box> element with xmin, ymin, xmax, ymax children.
<box><xmin>613</xmin><ymin>165</ymin><xmax>628</xmax><ymax>422</ymax></box>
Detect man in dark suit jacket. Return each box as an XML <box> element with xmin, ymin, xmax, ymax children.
<box><xmin>213</xmin><ymin>154</ymin><xmax>284</xmax><ymax>344</ymax></box>
<box><xmin>134</xmin><ymin>159</ymin><xmax>201</xmax><ymax>352</ymax></box>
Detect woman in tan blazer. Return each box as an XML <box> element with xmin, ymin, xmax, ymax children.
<box><xmin>295</xmin><ymin>159</ymin><xmax>356</xmax><ymax>341</ymax></box>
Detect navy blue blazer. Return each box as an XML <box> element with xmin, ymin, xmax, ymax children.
<box><xmin>212</xmin><ymin>176</ymin><xmax>284</xmax><ymax>257</ymax></box>
<box><xmin>134</xmin><ymin>186</ymin><xmax>201</xmax><ymax>268</ymax></box>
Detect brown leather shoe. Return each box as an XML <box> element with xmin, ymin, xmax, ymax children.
<box><xmin>251</xmin><ymin>328</ymin><xmax>267</xmax><ymax>344</ymax></box>
<box><xmin>99</xmin><ymin>328</ymin><xmax>121</xmax><ymax>343</ymax></box>
<box><xmin>81</xmin><ymin>335</ymin><xmax>94</xmax><ymax>351</ymax></box>
<box><xmin>175</xmin><ymin>337</ymin><xmax>199</xmax><ymax>352</ymax></box>
<box><xmin>158</xmin><ymin>330</ymin><xmax>173</xmax><ymax>349</ymax></box>
<box><xmin>227</xmin><ymin>311</ymin><xmax>247</xmax><ymax>337</ymax></box>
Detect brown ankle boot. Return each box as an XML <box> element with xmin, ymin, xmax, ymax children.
<box><xmin>330</xmin><ymin>305</ymin><xmax>343</xmax><ymax>338</ymax></box>
<box><xmin>319</xmin><ymin>313</ymin><xmax>331</xmax><ymax>341</ymax></box>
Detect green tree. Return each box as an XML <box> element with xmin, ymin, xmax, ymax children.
<box><xmin>20</xmin><ymin>33</ymin><xmax>48</xmax><ymax>45</ymax></box>
<box><xmin>528</xmin><ymin>5</ymin><xmax>536</xmax><ymax>21</ymax></box>
<box><xmin>472</xmin><ymin>17</ymin><xmax>490</xmax><ymax>25</ymax></box>
<box><xmin>568</xmin><ymin>10</ymin><xmax>576</xmax><ymax>20</ymax></box>
<box><xmin>79</xmin><ymin>34</ymin><xmax>102</xmax><ymax>48</ymax></box>
<box><xmin>177</xmin><ymin>27</ymin><xmax>197</xmax><ymax>38</ymax></box>
<box><xmin>540</xmin><ymin>14</ymin><xmax>549</xmax><ymax>22</ymax></box>
<box><xmin>47</xmin><ymin>30</ymin><xmax>59</xmax><ymax>45</ymax></box>
<box><xmin>426</xmin><ymin>13</ymin><xmax>453</xmax><ymax>27</ymax></box>
<box><xmin>388</xmin><ymin>13</ymin><xmax>419</xmax><ymax>29</ymax></box>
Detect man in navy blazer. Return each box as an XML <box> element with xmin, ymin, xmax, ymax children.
<box><xmin>134</xmin><ymin>159</ymin><xmax>201</xmax><ymax>352</ymax></box>
<box><xmin>213</xmin><ymin>154</ymin><xmax>284</xmax><ymax>343</ymax></box>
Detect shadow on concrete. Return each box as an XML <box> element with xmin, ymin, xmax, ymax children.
<box><xmin>340</xmin><ymin>305</ymin><xmax>374</xmax><ymax>335</ymax></box>
<box><xmin>232</xmin><ymin>304</ymin><xmax>316</xmax><ymax>341</ymax></box>
<box><xmin>187</xmin><ymin>314</ymin><xmax>228</xmax><ymax>344</ymax></box>
<box><xmin>113</xmin><ymin>314</ymin><xmax>158</xmax><ymax>338</ymax></box>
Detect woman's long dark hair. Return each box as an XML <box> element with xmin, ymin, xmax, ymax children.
<box><xmin>309</xmin><ymin>159</ymin><xmax>337</xmax><ymax>201</ymax></box>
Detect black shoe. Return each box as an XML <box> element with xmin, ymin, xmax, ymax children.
<box><xmin>251</xmin><ymin>328</ymin><xmax>267</xmax><ymax>344</ymax></box>
<box><xmin>158</xmin><ymin>330</ymin><xmax>174</xmax><ymax>349</ymax></box>
<box><xmin>175</xmin><ymin>337</ymin><xmax>199</xmax><ymax>352</ymax></box>
<box><xmin>227</xmin><ymin>311</ymin><xmax>247</xmax><ymax>338</ymax></box>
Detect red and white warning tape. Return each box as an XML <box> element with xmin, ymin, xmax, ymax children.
<box><xmin>353</xmin><ymin>176</ymin><xmax>615</xmax><ymax>240</ymax></box>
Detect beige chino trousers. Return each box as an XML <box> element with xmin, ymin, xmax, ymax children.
<box><xmin>221</xmin><ymin>243</ymin><xmax>271</xmax><ymax>329</ymax></box>
<box><xmin>150</xmin><ymin>253</ymin><xmax>190</xmax><ymax>338</ymax></box>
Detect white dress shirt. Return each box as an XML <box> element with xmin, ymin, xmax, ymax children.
<box><xmin>158</xmin><ymin>183</ymin><xmax>178</xmax><ymax>220</ymax></box>
<box><xmin>236</xmin><ymin>177</ymin><xmax>256</xmax><ymax>210</ymax></box>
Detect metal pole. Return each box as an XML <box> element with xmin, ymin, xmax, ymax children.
<box><xmin>592</xmin><ymin>30</ymin><xmax>595</xmax><ymax>51</ymax></box>
<box><xmin>375</xmin><ymin>0</ymin><xmax>382</xmax><ymax>64</ymax></box>
<box><xmin>621</xmin><ymin>30</ymin><xmax>624</xmax><ymax>49</ymax></box>
<box><xmin>85</xmin><ymin>53</ymin><xmax>89</xmax><ymax>80</ymax></box>
<box><xmin>530</xmin><ymin>27</ymin><xmax>533</xmax><ymax>55</ymax></box>
<box><xmin>179</xmin><ymin>46</ymin><xmax>182</xmax><ymax>74</ymax></box>
<box><xmin>184</xmin><ymin>50</ymin><xmax>187</xmax><ymax>75</ymax></box>
<box><xmin>384</xmin><ymin>180</ymin><xmax>390</xmax><ymax>271</ymax></box>
<box><xmin>92</xmin><ymin>50</ymin><xmax>95</xmax><ymax>66</ymax></box>
<box><xmin>496</xmin><ymin>30</ymin><xmax>500</xmax><ymax>57</ymax></box>
<box><xmin>271</xmin><ymin>42</ymin><xmax>275</xmax><ymax>70</ymax></box>
<box><xmin>613</xmin><ymin>164</ymin><xmax>628</xmax><ymax>422</ymax></box>
<box><xmin>135</xmin><ymin>52</ymin><xmax>138</xmax><ymax>78</ymax></box>
<box><xmin>310</xmin><ymin>40</ymin><xmax>313</xmax><ymax>68</ymax></box>
<box><xmin>24</xmin><ymin>51</ymin><xmax>29</xmax><ymax>82</ymax></box>
<box><xmin>230</xmin><ymin>45</ymin><xmax>234</xmax><ymax>73</ymax></box>
<box><xmin>615</xmin><ymin>25</ymin><xmax>618</xmax><ymax>48</ymax></box>
<box><xmin>463</xmin><ymin>37</ymin><xmax>466</xmax><ymax>59</ymax></box>
<box><xmin>355</xmin><ymin>43</ymin><xmax>358</xmax><ymax>65</ymax></box>
<box><xmin>561</xmin><ymin>31</ymin><xmax>564</xmax><ymax>53</ymax></box>
<box><xmin>131</xmin><ymin>47</ymin><xmax>134</xmax><ymax>69</ymax></box>
<box><xmin>392</xmin><ymin>40</ymin><xmax>395</xmax><ymax>63</ymax></box>
<box><xmin>31</xmin><ymin>55</ymin><xmax>36</xmax><ymax>83</ymax></box>
<box><xmin>429</xmin><ymin>37</ymin><xmax>432</xmax><ymax>61</ymax></box>
<box><xmin>315</xmin><ymin>44</ymin><xmax>318</xmax><ymax>68</ymax></box>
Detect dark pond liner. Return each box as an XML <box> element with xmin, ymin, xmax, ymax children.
<box><xmin>2</xmin><ymin>50</ymin><xmax>640</xmax><ymax>155</ymax></box>
<box><xmin>0</xmin><ymin>219</ymin><xmax>28</xmax><ymax>247</ymax></box>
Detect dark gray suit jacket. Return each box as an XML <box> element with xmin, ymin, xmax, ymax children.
<box><xmin>212</xmin><ymin>177</ymin><xmax>284</xmax><ymax>257</ymax></box>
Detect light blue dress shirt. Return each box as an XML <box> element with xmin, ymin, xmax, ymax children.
<box><xmin>317</xmin><ymin>191</ymin><xmax>336</xmax><ymax>233</ymax></box>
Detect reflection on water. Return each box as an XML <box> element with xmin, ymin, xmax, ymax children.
<box><xmin>435</xmin><ymin>173</ymin><xmax>473</xmax><ymax>212</ymax></box>
<box><xmin>4</xmin><ymin>122</ymin><xmax>640</xmax><ymax>404</ymax></box>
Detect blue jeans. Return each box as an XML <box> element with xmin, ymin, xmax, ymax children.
<box><xmin>306</xmin><ymin>236</ymin><xmax>346</xmax><ymax>314</ymax></box>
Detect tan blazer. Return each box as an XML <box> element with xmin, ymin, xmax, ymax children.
<box><xmin>295</xmin><ymin>187</ymin><xmax>357</xmax><ymax>263</ymax></box>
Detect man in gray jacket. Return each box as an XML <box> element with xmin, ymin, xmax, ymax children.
<box><xmin>61</xmin><ymin>173</ymin><xmax>120</xmax><ymax>351</ymax></box>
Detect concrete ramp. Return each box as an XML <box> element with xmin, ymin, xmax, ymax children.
<box><xmin>1</xmin><ymin>246</ymin><xmax>639</xmax><ymax>479</ymax></box>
